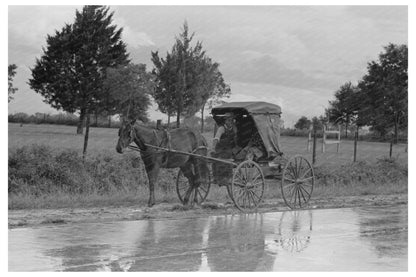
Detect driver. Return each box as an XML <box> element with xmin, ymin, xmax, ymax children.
<box><xmin>212</xmin><ymin>112</ymin><xmax>238</xmax><ymax>158</ymax></box>
<box><xmin>212</xmin><ymin>112</ymin><xmax>238</xmax><ymax>186</ymax></box>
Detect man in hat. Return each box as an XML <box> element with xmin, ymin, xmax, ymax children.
<box><xmin>212</xmin><ymin>112</ymin><xmax>238</xmax><ymax>186</ymax></box>
<box><xmin>212</xmin><ymin>112</ymin><xmax>238</xmax><ymax>156</ymax></box>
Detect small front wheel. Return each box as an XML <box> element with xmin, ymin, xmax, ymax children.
<box><xmin>176</xmin><ymin>169</ymin><xmax>211</xmax><ymax>205</ymax></box>
<box><xmin>229</xmin><ymin>160</ymin><xmax>265</xmax><ymax>212</ymax></box>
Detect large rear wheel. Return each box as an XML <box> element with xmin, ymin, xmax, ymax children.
<box><xmin>229</xmin><ymin>160</ymin><xmax>265</xmax><ymax>212</ymax></box>
<box><xmin>281</xmin><ymin>156</ymin><xmax>314</xmax><ymax>209</ymax></box>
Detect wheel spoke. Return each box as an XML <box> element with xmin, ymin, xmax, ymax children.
<box><xmin>297</xmin><ymin>158</ymin><xmax>303</xmax><ymax>177</ymax></box>
<box><xmin>298</xmin><ymin>176</ymin><xmax>314</xmax><ymax>183</ymax></box>
<box><xmin>199</xmin><ymin>185</ymin><xmax>208</xmax><ymax>194</ymax></box>
<box><xmin>234</xmin><ymin>179</ymin><xmax>246</xmax><ymax>185</ymax></box>
<box><xmin>288</xmin><ymin>185</ymin><xmax>297</xmax><ymax>204</ymax></box>
<box><xmin>251</xmin><ymin>189</ymin><xmax>261</xmax><ymax>201</ymax></box>
<box><xmin>299</xmin><ymin>185</ymin><xmax>311</xmax><ymax>198</ymax></box>
<box><xmin>283</xmin><ymin>181</ymin><xmax>296</xmax><ymax>190</ymax></box>
<box><xmin>300</xmin><ymin>167</ymin><xmax>312</xmax><ymax>179</ymax></box>
<box><xmin>285</xmin><ymin>177</ymin><xmax>296</xmax><ymax>183</ymax></box>
<box><xmin>250</xmin><ymin>191</ymin><xmax>259</xmax><ymax>207</ymax></box>
<box><xmin>236</xmin><ymin>173</ymin><xmax>246</xmax><ymax>184</ymax></box>
<box><xmin>251</xmin><ymin>171</ymin><xmax>262</xmax><ymax>184</ymax></box>
<box><xmin>197</xmin><ymin>189</ymin><xmax>204</xmax><ymax>202</ymax></box>
<box><xmin>298</xmin><ymin>186</ymin><xmax>307</xmax><ymax>203</ymax></box>
<box><xmin>246</xmin><ymin>192</ymin><xmax>252</xmax><ymax>208</ymax></box>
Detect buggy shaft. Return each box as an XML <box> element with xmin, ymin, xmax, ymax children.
<box><xmin>127</xmin><ymin>144</ymin><xmax>237</xmax><ymax>166</ymax></box>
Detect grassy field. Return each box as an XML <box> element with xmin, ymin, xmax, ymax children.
<box><xmin>9</xmin><ymin>123</ymin><xmax>408</xmax><ymax>166</ymax></box>
<box><xmin>8</xmin><ymin>123</ymin><xmax>408</xmax><ymax>210</ymax></box>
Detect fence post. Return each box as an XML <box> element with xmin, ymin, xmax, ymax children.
<box><xmin>353</xmin><ymin>130</ymin><xmax>358</xmax><ymax>162</ymax></box>
<box><xmin>312</xmin><ymin>128</ymin><xmax>317</xmax><ymax>165</ymax></box>
<box><xmin>389</xmin><ymin>139</ymin><xmax>393</xmax><ymax>158</ymax></box>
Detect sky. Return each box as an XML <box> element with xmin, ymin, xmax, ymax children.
<box><xmin>7</xmin><ymin>5</ymin><xmax>408</xmax><ymax>127</ymax></box>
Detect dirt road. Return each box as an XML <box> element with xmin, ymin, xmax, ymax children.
<box><xmin>8</xmin><ymin>194</ymin><xmax>407</xmax><ymax>229</ymax></box>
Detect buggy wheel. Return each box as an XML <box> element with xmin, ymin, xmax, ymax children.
<box><xmin>229</xmin><ymin>160</ymin><xmax>265</xmax><ymax>212</ymax></box>
<box><xmin>281</xmin><ymin>155</ymin><xmax>314</xmax><ymax>209</ymax></box>
<box><xmin>176</xmin><ymin>169</ymin><xmax>211</xmax><ymax>205</ymax></box>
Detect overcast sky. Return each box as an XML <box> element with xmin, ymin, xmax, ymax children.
<box><xmin>8</xmin><ymin>5</ymin><xmax>408</xmax><ymax>126</ymax></box>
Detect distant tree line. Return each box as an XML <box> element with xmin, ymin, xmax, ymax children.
<box><xmin>294</xmin><ymin>43</ymin><xmax>407</xmax><ymax>143</ymax></box>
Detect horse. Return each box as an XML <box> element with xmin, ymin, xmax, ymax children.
<box><xmin>116</xmin><ymin>119</ymin><xmax>209</xmax><ymax>207</ymax></box>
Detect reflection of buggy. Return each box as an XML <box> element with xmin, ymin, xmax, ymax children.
<box><xmin>176</xmin><ymin>101</ymin><xmax>315</xmax><ymax>212</ymax></box>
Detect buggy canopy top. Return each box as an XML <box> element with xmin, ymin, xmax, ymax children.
<box><xmin>211</xmin><ymin>101</ymin><xmax>282</xmax><ymax>158</ymax></box>
<box><xmin>211</xmin><ymin>101</ymin><xmax>281</xmax><ymax>115</ymax></box>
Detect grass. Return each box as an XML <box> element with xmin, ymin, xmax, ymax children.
<box><xmin>8</xmin><ymin>123</ymin><xmax>408</xmax><ymax>210</ymax></box>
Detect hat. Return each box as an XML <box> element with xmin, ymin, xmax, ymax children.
<box><xmin>223</xmin><ymin>112</ymin><xmax>234</xmax><ymax>119</ymax></box>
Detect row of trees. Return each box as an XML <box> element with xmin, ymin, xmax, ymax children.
<box><xmin>294</xmin><ymin>115</ymin><xmax>326</xmax><ymax>131</ymax></box>
<box><xmin>327</xmin><ymin>44</ymin><xmax>407</xmax><ymax>142</ymax></box>
<box><xmin>25</xmin><ymin>6</ymin><xmax>230</xmax><ymax>157</ymax></box>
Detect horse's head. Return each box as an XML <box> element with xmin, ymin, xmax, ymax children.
<box><xmin>116</xmin><ymin>119</ymin><xmax>140</xmax><ymax>153</ymax></box>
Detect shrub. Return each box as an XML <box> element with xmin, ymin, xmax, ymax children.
<box><xmin>8</xmin><ymin>145</ymin><xmax>147</xmax><ymax>196</ymax></box>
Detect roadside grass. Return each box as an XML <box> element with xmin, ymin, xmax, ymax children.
<box><xmin>8</xmin><ymin>144</ymin><xmax>407</xmax><ymax>210</ymax></box>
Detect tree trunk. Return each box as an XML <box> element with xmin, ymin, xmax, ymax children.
<box><xmin>82</xmin><ymin>113</ymin><xmax>91</xmax><ymax>160</ymax></box>
<box><xmin>201</xmin><ymin>104</ymin><xmax>205</xmax><ymax>133</ymax></box>
<box><xmin>176</xmin><ymin>107</ymin><xmax>181</xmax><ymax>128</ymax></box>
<box><xmin>394</xmin><ymin>118</ymin><xmax>398</xmax><ymax>144</ymax></box>
<box><xmin>77</xmin><ymin>108</ymin><xmax>86</xmax><ymax>134</ymax></box>
<box><xmin>167</xmin><ymin>113</ymin><xmax>171</xmax><ymax>129</ymax></box>
<box><xmin>108</xmin><ymin>115</ymin><xmax>111</xmax><ymax>128</ymax></box>
<box><xmin>345</xmin><ymin>117</ymin><xmax>349</xmax><ymax>138</ymax></box>
<box><xmin>94</xmin><ymin>112</ymin><xmax>98</xmax><ymax>127</ymax></box>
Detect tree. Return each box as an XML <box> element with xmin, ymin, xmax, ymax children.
<box><xmin>103</xmin><ymin>63</ymin><xmax>153</xmax><ymax>122</ymax></box>
<box><xmin>196</xmin><ymin>57</ymin><xmax>231</xmax><ymax>132</ymax></box>
<box><xmin>29</xmin><ymin>5</ymin><xmax>129</xmax><ymax>157</ymax></box>
<box><xmin>311</xmin><ymin>116</ymin><xmax>323</xmax><ymax>131</ymax></box>
<box><xmin>294</xmin><ymin>116</ymin><xmax>311</xmax><ymax>130</ymax></box>
<box><xmin>327</xmin><ymin>82</ymin><xmax>359</xmax><ymax>137</ymax></box>
<box><xmin>358</xmin><ymin>44</ymin><xmax>407</xmax><ymax>142</ymax></box>
<box><xmin>8</xmin><ymin>64</ymin><xmax>18</xmax><ymax>102</ymax></box>
<box><xmin>152</xmin><ymin>22</ymin><xmax>229</xmax><ymax>128</ymax></box>
<box><xmin>151</xmin><ymin>50</ymin><xmax>179</xmax><ymax>127</ymax></box>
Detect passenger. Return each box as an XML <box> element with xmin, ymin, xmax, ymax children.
<box><xmin>234</xmin><ymin>131</ymin><xmax>266</xmax><ymax>161</ymax></box>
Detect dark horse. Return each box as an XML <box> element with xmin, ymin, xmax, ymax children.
<box><xmin>116</xmin><ymin>120</ymin><xmax>209</xmax><ymax>207</ymax></box>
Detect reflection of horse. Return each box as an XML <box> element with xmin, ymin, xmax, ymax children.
<box><xmin>116</xmin><ymin>120</ymin><xmax>209</xmax><ymax>207</ymax></box>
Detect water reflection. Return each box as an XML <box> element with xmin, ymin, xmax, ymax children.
<box><xmin>275</xmin><ymin>210</ymin><xmax>313</xmax><ymax>253</ymax></box>
<box><xmin>8</xmin><ymin>205</ymin><xmax>407</xmax><ymax>271</ymax></box>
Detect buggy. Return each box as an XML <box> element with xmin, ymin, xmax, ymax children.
<box><xmin>175</xmin><ymin>101</ymin><xmax>315</xmax><ymax>211</ymax></box>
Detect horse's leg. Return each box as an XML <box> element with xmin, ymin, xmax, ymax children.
<box><xmin>180</xmin><ymin>163</ymin><xmax>195</xmax><ymax>205</ymax></box>
<box><xmin>144</xmin><ymin>158</ymin><xmax>160</xmax><ymax>207</ymax></box>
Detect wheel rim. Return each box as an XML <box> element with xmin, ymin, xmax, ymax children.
<box><xmin>281</xmin><ymin>156</ymin><xmax>314</xmax><ymax>209</ymax></box>
<box><xmin>176</xmin><ymin>169</ymin><xmax>211</xmax><ymax>205</ymax></box>
<box><xmin>230</xmin><ymin>160</ymin><xmax>265</xmax><ymax>212</ymax></box>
